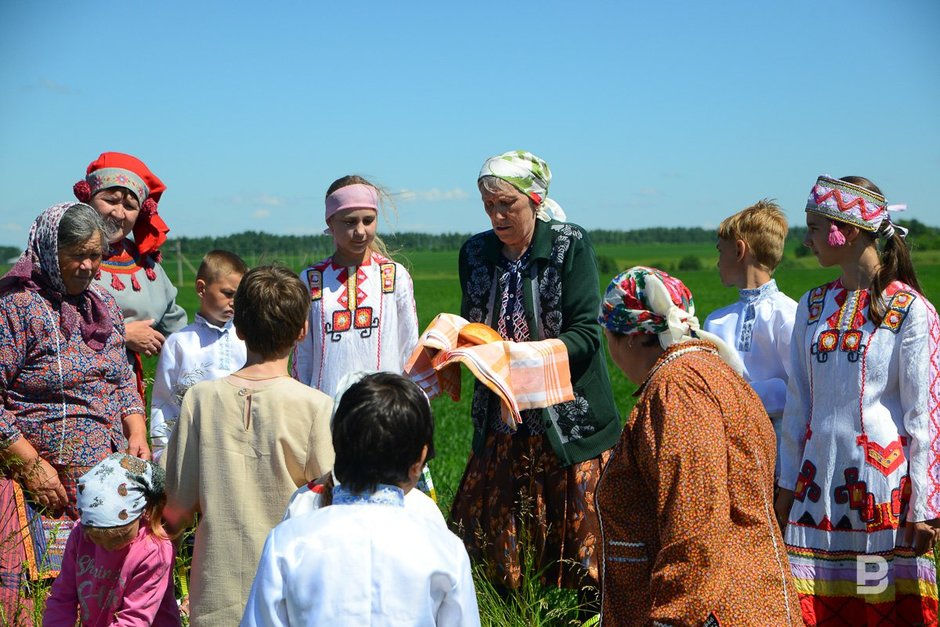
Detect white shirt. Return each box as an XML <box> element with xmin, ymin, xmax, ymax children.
<box><xmin>241</xmin><ymin>485</ymin><xmax>481</xmax><ymax>627</ymax></box>
<box><xmin>282</xmin><ymin>474</ymin><xmax>447</xmax><ymax>529</ymax></box>
<box><xmin>704</xmin><ymin>279</ymin><xmax>797</xmax><ymax>418</ymax></box>
<box><xmin>779</xmin><ymin>280</ymin><xmax>940</xmax><ymax>552</ymax></box>
<box><xmin>291</xmin><ymin>254</ymin><xmax>420</xmax><ymax>396</ymax></box>
<box><xmin>150</xmin><ymin>313</ymin><xmax>247</xmax><ymax>461</ymax></box>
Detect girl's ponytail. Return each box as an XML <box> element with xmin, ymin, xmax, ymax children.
<box><xmin>869</xmin><ymin>224</ymin><xmax>922</xmax><ymax>326</ymax></box>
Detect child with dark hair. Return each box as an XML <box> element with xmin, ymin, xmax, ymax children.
<box><xmin>242</xmin><ymin>373</ymin><xmax>480</xmax><ymax>627</ymax></box>
<box><xmin>43</xmin><ymin>453</ymin><xmax>180</xmax><ymax>626</ymax></box>
<box><xmin>163</xmin><ymin>265</ymin><xmax>334</xmax><ymax>626</ymax></box>
<box><xmin>150</xmin><ymin>250</ymin><xmax>248</xmax><ymax>462</ymax></box>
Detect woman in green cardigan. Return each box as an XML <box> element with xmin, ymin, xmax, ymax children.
<box><xmin>450</xmin><ymin>150</ymin><xmax>621</xmax><ymax>603</ymax></box>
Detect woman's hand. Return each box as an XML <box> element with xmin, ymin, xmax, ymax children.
<box><xmin>125</xmin><ymin>319</ymin><xmax>165</xmax><ymax>356</ymax></box>
<box><xmin>774</xmin><ymin>488</ymin><xmax>794</xmax><ymax>533</ymax></box>
<box><xmin>122</xmin><ymin>413</ymin><xmax>151</xmax><ymax>461</ymax></box>
<box><xmin>905</xmin><ymin>521</ymin><xmax>940</xmax><ymax>556</ymax></box>
<box><xmin>21</xmin><ymin>457</ymin><xmax>68</xmax><ymax>516</ymax></box>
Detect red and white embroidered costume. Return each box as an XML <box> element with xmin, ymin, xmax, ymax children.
<box><xmin>291</xmin><ymin>253</ymin><xmax>419</xmax><ymax>396</ymax></box>
<box><xmin>779</xmin><ymin>278</ymin><xmax>940</xmax><ymax>623</ymax></box>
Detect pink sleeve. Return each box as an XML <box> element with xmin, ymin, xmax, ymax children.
<box><xmin>110</xmin><ymin>534</ymin><xmax>177</xmax><ymax>627</ymax></box>
<box><xmin>41</xmin><ymin>527</ymin><xmax>81</xmax><ymax>626</ymax></box>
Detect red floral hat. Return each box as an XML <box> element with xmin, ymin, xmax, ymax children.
<box><xmin>73</xmin><ymin>152</ymin><xmax>170</xmax><ymax>256</ymax></box>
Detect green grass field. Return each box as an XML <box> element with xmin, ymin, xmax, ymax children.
<box><xmin>142</xmin><ymin>244</ymin><xmax>940</xmax><ymax>511</ymax></box>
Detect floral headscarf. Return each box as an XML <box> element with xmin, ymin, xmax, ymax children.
<box><xmin>478</xmin><ymin>150</ymin><xmax>567</xmax><ymax>222</ymax></box>
<box><xmin>77</xmin><ymin>453</ymin><xmax>164</xmax><ymax>527</ymax></box>
<box><xmin>598</xmin><ymin>266</ymin><xmax>743</xmax><ymax>372</ymax></box>
<box><xmin>0</xmin><ymin>203</ymin><xmax>112</xmax><ymax>350</ymax></box>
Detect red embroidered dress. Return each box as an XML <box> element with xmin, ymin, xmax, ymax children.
<box><xmin>291</xmin><ymin>253</ymin><xmax>419</xmax><ymax>397</ymax></box>
<box><xmin>779</xmin><ymin>279</ymin><xmax>940</xmax><ymax>625</ymax></box>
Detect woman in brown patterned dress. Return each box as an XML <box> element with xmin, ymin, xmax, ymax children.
<box><xmin>595</xmin><ymin>266</ymin><xmax>802</xmax><ymax>627</ymax></box>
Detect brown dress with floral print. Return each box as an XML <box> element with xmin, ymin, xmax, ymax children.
<box><xmin>596</xmin><ymin>341</ymin><xmax>803</xmax><ymax>626</ymax></box>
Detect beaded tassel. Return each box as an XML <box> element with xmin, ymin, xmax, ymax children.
<box><xmin>828</xmin><ymin>223</ymin><xmax>847</xmax><ymax>247</ymax></box>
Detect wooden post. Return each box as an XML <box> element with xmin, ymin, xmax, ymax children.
<box><xmin>176</xmin><ymin>239</ymin><xmax>183</xmax><ymax>286</ymax></box>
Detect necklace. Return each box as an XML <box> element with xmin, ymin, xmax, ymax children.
<box><xmin>642</xmin><ymin>344</ymin><xmax>715</xmax><ymax>388</ymax></box>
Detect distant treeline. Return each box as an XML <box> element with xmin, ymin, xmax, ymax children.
<box><xmin>2</xmin><ymin>219</ymin><xmax>937</xmax><ymax>264</ymax></box>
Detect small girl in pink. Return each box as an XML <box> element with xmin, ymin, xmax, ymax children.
<box><xmin>43</xmin><ymin>454</ymin><xmax>180</xmax><ymax>626</ymax></box>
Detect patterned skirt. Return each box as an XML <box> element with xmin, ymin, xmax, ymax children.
<box><xmin>1</xmin><ymin>465</ymin><xmax>89</xmax><ymax>625</ymax></box>
<box><xmin>788</xmin><ymin>544</ymin><xmax>938</xmax><ymax>626</ymax></box>
<box><xmin>450</xmin><ymin>429</ymin><xmax>608</xmax><ymax>590</ymax></box>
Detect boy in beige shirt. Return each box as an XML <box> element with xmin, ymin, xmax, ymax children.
<box><xmin>164</xmin><ymin>265</ymin><xmax>334</xmax><ymax>627</ymax></box>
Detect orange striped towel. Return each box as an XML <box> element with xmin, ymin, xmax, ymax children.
<box><xmin>404</xmin><ymin>313</ymin><xmax>574</xmax><ymax>429</ymax></box>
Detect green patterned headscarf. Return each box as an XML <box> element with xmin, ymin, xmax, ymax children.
<box><xmin>478</xmin><ymin>150</ymin><xmax>567</xmax><ymax>222</ymax></box>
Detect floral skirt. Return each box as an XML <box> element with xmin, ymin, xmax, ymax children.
<box><xmin>450</xmin><ymin>429</ymin><xmax>609</xmax><ymax>590</ymax></box>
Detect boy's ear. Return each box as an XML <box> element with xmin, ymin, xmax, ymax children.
<box><xmin>195</xmin><ymin>278</ymin><xmax>207</xmax><ymax>299</ymax></box>
<box><xmin>408</xmin><ymin>445</ymin><xmax>429</xmax><ymax>483</ymax></box>
<box><xmin>735</xmin><ymin>239</ymin><xmax>748</xmax><ymax>262</ymax></box>
<box><xmin>296</xmin><ymin>319</ymin><xmax>309</xmax><ymax>343</ymax></box>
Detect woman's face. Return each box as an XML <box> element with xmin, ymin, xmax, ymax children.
<box><xmin>803</xmin><ymin>212</ymin><xmax>844</xmax><ymax>267</ymax></box>
<box><xmin>58</xmin><ymin>232</ymin><xmax>104</xmax><ymax>295</ymax></box>
<box><xmin>90</xmin><ymin>188</ymin><xmax>140</xmax><ymax>243</ymax></box>
<box><xmin>481</xmin><ymin>186</ymin><xmax>537</xmax><ymax>254</ymax></box>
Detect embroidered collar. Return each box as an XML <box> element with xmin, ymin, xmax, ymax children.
<box><xmin>195</xmin><ymin>313</ymin><xmax>234</xmax><ymax>333</ymax></box>
<box><xmin>739</xmin><ymin>279</ymin><xmax>779</xmax><ymax>305</ymax></box>
<box><xmin>332</xmin><ymin>484</ymin><xmax>405</xmax><ymax>507</ymax></box>
<box><xmin>327</xmin><ymin>251</ymin><xmax>390</xmax><ymax>271</ymax></box>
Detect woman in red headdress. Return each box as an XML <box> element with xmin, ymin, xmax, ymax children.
<box><xmin>73</xmin><ymin>152</ymin><xmax>188</xmax><ymax>396</ymax></box>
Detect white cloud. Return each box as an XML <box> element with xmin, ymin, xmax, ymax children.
<box><xmin>229</xmin><ymin>193</ymin><xmax>293</xmax><ymax>208</ymax></box>
<box><xmin>20</xmin><ymin>79</ymin><xmax>80</xmax><ymax>95</ymax></box>
<box><xmin>0</xmin><ymin>222</ymin><xmax>23</xmax><ymax>232</ymax></box>
<box><xmin>395</xmin><ymin>188</ymin><xmax>469</xmax><ymax>203</ymax></box>
<box><xmin>252</xmin><ymin>209</ymin><xmax>271</xmax><ymax>219</ymax></box>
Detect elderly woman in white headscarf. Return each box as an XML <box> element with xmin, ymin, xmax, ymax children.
<box><xmin>594</xmin><ymin>266</ymin><xmax>801</xmax><ymax>627</ymax></box>
<box><xmin>451</xmin><ymin>151</ymin><xmax>621</xmax><ymax>602</ymax></box>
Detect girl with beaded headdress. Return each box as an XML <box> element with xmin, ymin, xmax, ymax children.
<box><xmin>73</xmin><ymin>152</ymin><xmax>188</xmax><ymax>397</ymax></box>
<box><xmin>775</xmin><ymin>175</ymin><xmax>940</xmax><ymax>625</ymax></box>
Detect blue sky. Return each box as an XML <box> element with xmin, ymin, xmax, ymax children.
<box><xmin>1</xmin><ymin>1</ymin><xmax>938</xmax><ymax>248</ymax></box>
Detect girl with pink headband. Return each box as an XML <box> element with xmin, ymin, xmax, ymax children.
<box><xmin>292</xmin><ymin>175</ymin><xmax>419</xmax><ymax>397</ymax></box>
<box><xmin>775</xmin><ymin>175</ymin><xmax>940</xmax><ymax>625</ymax></box>
<box><xmin>291</xmin><ymin>175</ymin><xmax>433</xmax><ymax>497</ymax></box>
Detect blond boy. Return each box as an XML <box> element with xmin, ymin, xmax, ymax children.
<box><xmin>704</xmin><ymin>201</ymin><xmax>797</xmax><ymax>472</ymax></box>
<box><xmin>150</xmin><ymin>250</ymin><xmax>249</xmax><ymax>462</ymax></box>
